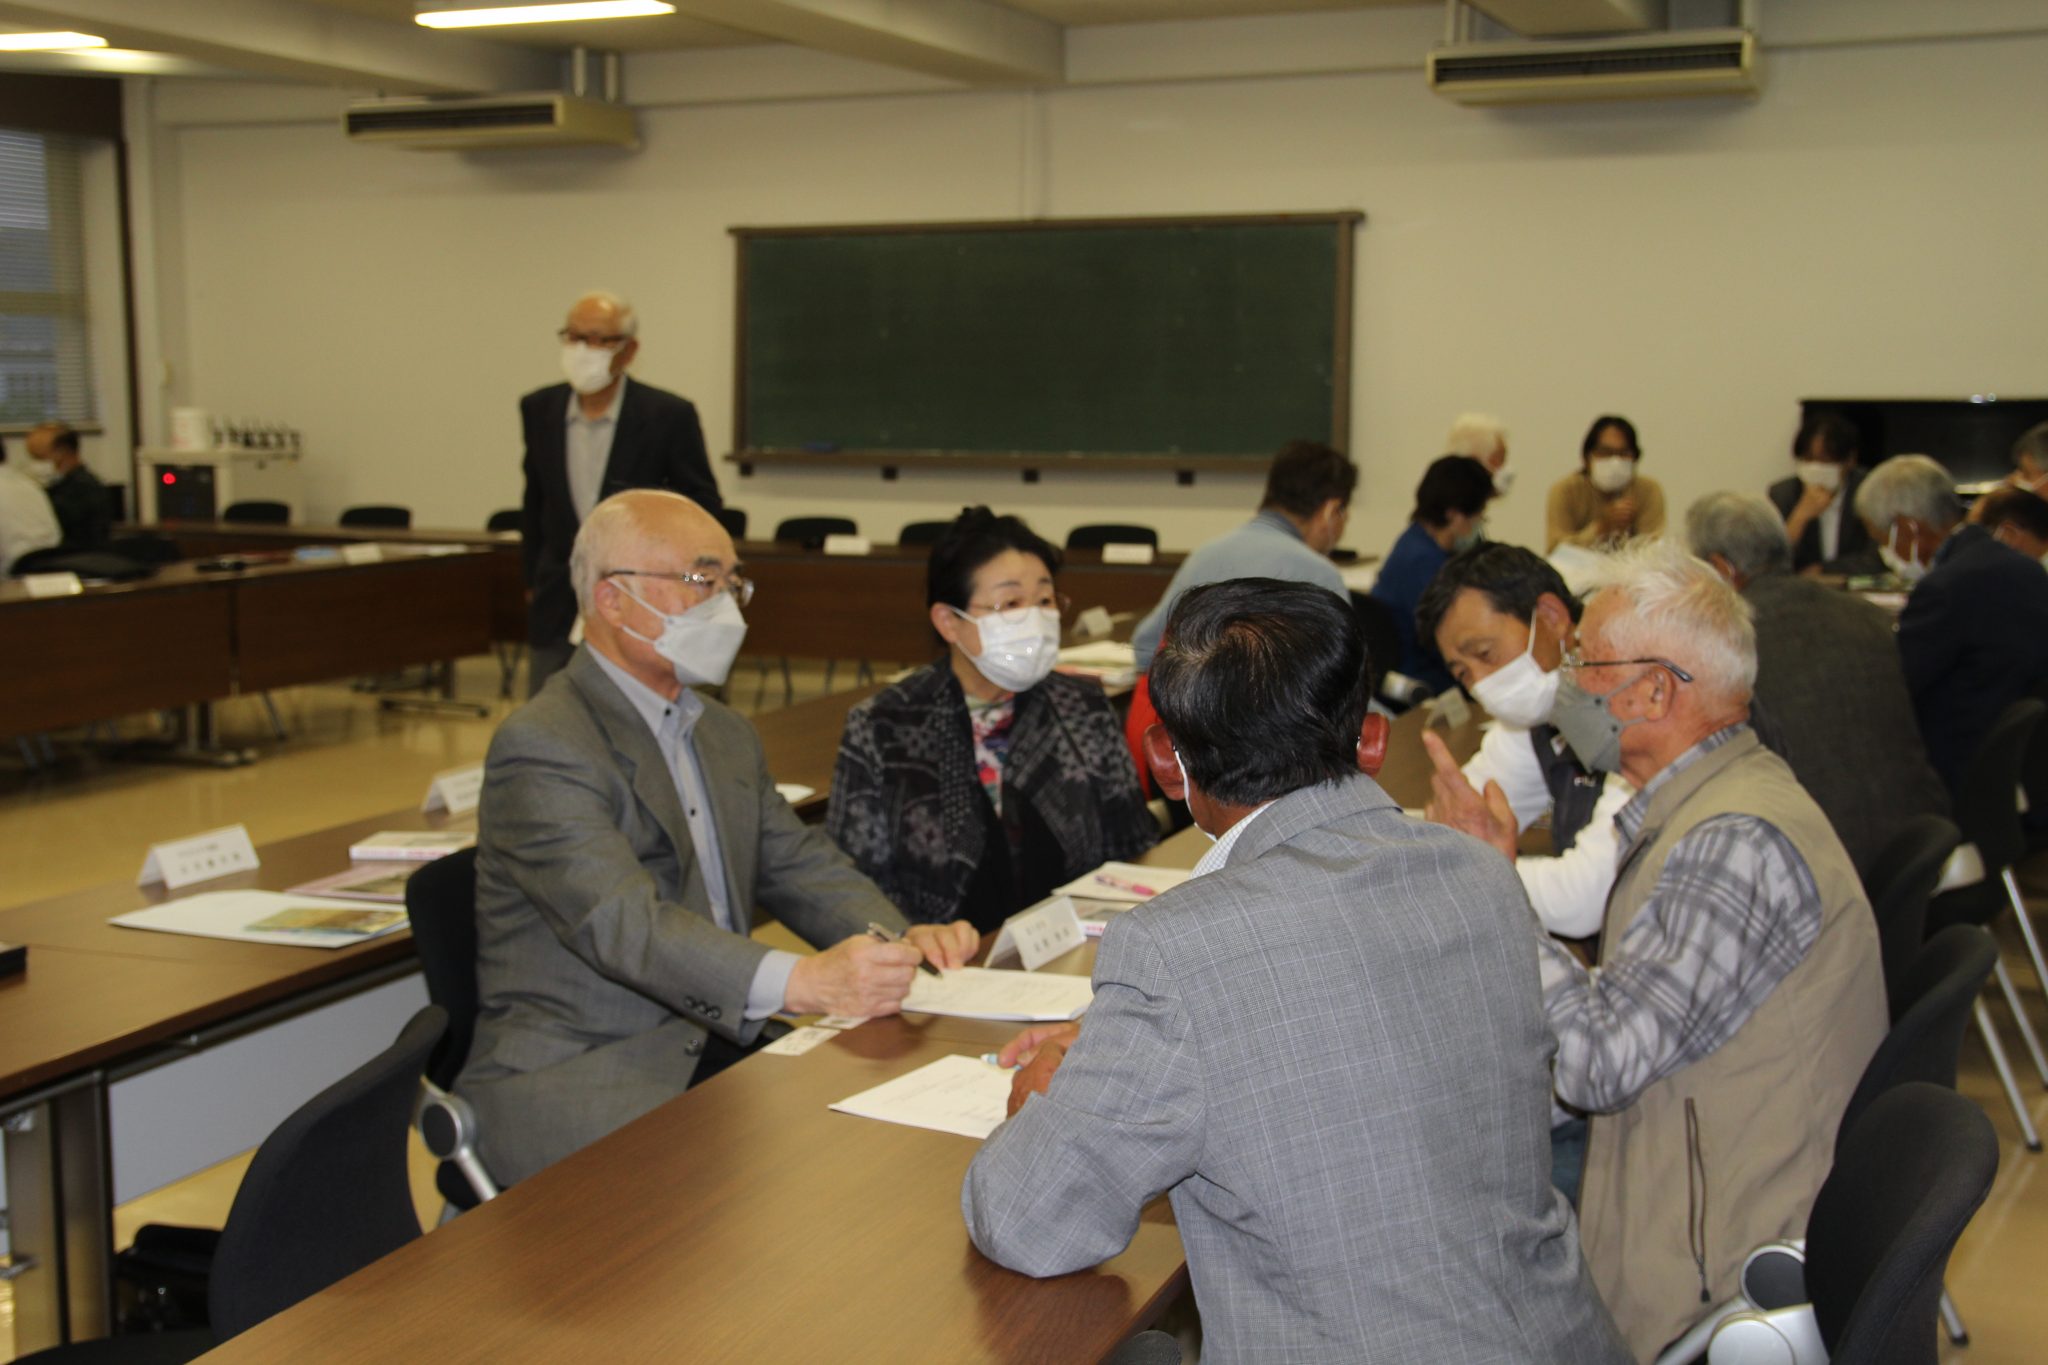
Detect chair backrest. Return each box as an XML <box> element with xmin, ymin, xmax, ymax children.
<box><xmin>1066</xmin><ymin>523</ymin><xmax>1158</xmax><ymax>551</ymax></box>
<box><xmin>1805</xmin><ymin>1084</ymin><xmax>1997</xmax><ymax>1360</ymax></box>
<box><xmin>1348</xmin><ymin>592</ymin><xmax>1399</xmax><ymax>699</ymax></box>
<box><xmin>484</xmin><ymin>508</ymin><xmax>521</xmax><ymax>532</ymax></box>
<box><xmin>208</xmin><ymin>1004</ymin><xmax>444</xmax><ymax>1341</ymax></box>
<box><xmin>898</xmin><ymin>520</ymin><xmax>950</xmax><ymax>547</ymax></box>
<box><xmin>1948</xmin><ymin>697</ymin><xmax>2045</xmax><ymax>874</ymax></box>
<box><xmin>1835</xmin><ymin>925</ymin><xmax>1996</xmax><ymax>1156</ymax></box>
<box><xmin>1859</xmin><ymin>813</ymin><xmax>1961</xmax><ymax>1016</ymax></box>
<box><xmin>223</xmin><ymin>500</ymin><xmax>290</xmax><ymax>525</ymax></box>
<box><xmin>105</xmin><ymin>531</ymin><xmax>182</xmax><ymax>565</ymax></box>
<box><xmin>404</xmin><ymin>846</ymin><xmax>481</xmax><ymax>1092</ymax></box>
<box><xmin>773</xmin><ymin>516</ymin><xmax>855</xmax><ymax>548</ymax></box>
<box><xmin>338</xmin><ymin>504</ymin><xmax>412</xmax><ymax>529</ymax></box>
<box><xmin>715</xmin><ymin>506</ymin><xmax>748</xmax><ymax>541</ymax></box>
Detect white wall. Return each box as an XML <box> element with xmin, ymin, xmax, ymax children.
<box><xmin>128</xmin><ymin>3</ymin><xmax>2048</xmax><ymax>560</ymax></box>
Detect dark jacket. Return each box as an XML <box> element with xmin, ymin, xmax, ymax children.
<box><xmin>47</xmin><ymin>464</ymin><xmax>110</xmax><ymax>550</ymax></box>
<box><xmin>1744</xmin><ymin>570</ymin><xmax>1949</xmax><ymax>878</ymax></box>
<box><xmin>1368</xmin><ymin>521</ymin><xmax>1455</xmax><ymax>694</ymax></box>
<box><xmin>826</xmin><ymin>664</ymin><xmax>1157</xmax><ymax>931</ymax></box>
<box><xmin>1898</xmin><ymin>524</ymin><xmax>2048</xmax><ymax>795</ymax></box>
<box><xmin>519</xmin><ymin>379</ymin><xmax>723</xmax><ymax>649</ymax></box>
<box><xmin>1767</xmin><ymin>469</ymin><xmax>1877</xmax><ymax>574</ymax></box>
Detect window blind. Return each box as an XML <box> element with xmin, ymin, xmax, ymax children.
<box><xmin>0</xmin><ymin>128</ymin><xmax>97</xmax><ymax>425</ymax></box>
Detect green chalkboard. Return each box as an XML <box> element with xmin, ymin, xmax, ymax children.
<box><xmin>733</xmin><ymin>214</ymin><xmax>1359</xmax><ymax>462</ymax></box>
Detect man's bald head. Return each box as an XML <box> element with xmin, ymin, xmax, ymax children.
<box><xmin>26</xmin><ymin>421</ymin><xmax>79</xmax><ymax>472</ymax></box>
<box><xmin>566</xmin><ymin>290</ymin><xmax>637</xmax><ymax>339</ymax></box>
<box><xmin>571</xmin><ymin>489</ymin><xmax>730</xmax><ymax>614</ymax></box>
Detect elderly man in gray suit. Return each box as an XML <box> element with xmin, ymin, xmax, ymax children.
<box><xmin>962</xmin><ymin>578</ymin><xmax>1627</xmax><ymax>1363</ymax></box>
<box><xmin>460</xmin><ymin>489</ymin><xmax>977</xmax><ymax>1185</ymax></box>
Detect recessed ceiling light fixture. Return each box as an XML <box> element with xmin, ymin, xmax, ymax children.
<box><xmin>415</xmin><ymin>1</ymin><xmax>675</xmax><ymax>28</ymax></box>
<box><xmin>0</xmin><ymin>31</ymin><xmax>108</xmax><ymax>51</ymax></box>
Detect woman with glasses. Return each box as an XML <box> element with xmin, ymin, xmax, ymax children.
<box><xmin>827</xmin><ymin>507</ymin><xmax>1158</xmax><ymax>932</ymax></box>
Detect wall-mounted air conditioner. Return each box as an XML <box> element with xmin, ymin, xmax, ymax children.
<box><xmin>1427</xmin><ymin>27</ymin><xmax>1759</xmax><ymax>105</ymax></box>
<box><xmin>343</xmin><ymin>93</ymin><xmax>637</xmax><ymax>150</ymax></box>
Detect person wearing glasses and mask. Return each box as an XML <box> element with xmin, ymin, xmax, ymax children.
<box><xmin>1545</xmin><ymin>415</ymin><xmax>1665</xmax><ymax>552</ymax></box>
<box><xmin>519</xmin><ymin>290</ymin><xmax>724</xmax><ymax>697</ymax></box>
<box><xmin>462</xmin><ymin>490</ymin><xmax>977</xmax><ymax>1186</ymax></box>
<box><xmin>828</xmin><ymin>507</ymin><xmax>1157</xmax><ymax>933</ymax></box>
<box><xmin>1443</xmin><ymin>539</ymin><xmax>1882</xmax><ymax>1361</ymax></box>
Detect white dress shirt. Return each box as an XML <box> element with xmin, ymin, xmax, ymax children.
<box><xmin>1462</xmin><ymin>721</ymin><xmax>1633</xmax><ymax>939</ymax></box>
<box><xmin>0</xmin><ymin>462</ymin><xmax>61</xmax><ymax>572</ymax></box>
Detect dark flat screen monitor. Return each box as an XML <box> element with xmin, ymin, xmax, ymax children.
<box><xmin>1800</xmin><ymin>397</ymin><xmax>2048</xmax><ymax>486</ymax></box>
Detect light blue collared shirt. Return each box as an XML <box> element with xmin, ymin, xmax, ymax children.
<box><xmin>565</xmin><ymin>374</ymin><xmax>626</xmax><ymax>522</ymax></box>
<box><xmin>590</xmin><ymin>646</ymin><xmax>798</xmax><ymax>1019</ymax></box>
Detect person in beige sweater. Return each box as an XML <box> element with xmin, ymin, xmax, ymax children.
<box><xmin>1546</xmin><ymin>414</ymin><xmax>1666</xmax><ymax>551</ymax></box>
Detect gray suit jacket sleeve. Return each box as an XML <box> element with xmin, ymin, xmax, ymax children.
<box><xmin>484</xmin><ymin>719</ymin><xmax>774</xmax><ymax>1033</ymax></box>
<box><xmin>961</xmin><ymin>919</ymin><xmax>1204</xmax><ymax>1277</ymax></box>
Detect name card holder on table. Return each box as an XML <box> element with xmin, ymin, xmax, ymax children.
<box><xmin>821</xmin><ymin>534</ymin><xmax>872</xmax><ymax>556</ymax></box>
<box><xmin>987</xmin><ymin>895</ymin><xmax>1087</xmax><ymax>971</ymax></box>
<box><xmin>341</xmin><ymin>543</ymin><xmax>383</xmax><ymax>565</ymax></box>
<box><xmin>421</xmin><ymin>764</ymin><xmax>486</xmax><ymax>816</ymax></box>
<box><xmin>1100</xmin><ymin>542</ymin><xmax>1155</xmax><ymax>565</ymax></box>
<box><xmin>22</xmin><ymin>571</ymin><xmax>84</xmax><ymax>597</ymax></box>
<box><xmin>137</xmin><ymin>824</ymin><xmax>260</xmax><ymax>891</ymax></box>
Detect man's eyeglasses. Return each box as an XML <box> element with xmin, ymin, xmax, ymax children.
<box><xmin>1558</xmin><ymin>647</ymin><xmax>1693</xmax><ymax>686</ymax></box>
<box><xmin>605</xmin><ymin>568</ymin><xmax>754</xmax><ymax>608</ymax></box>
<box><xmin>558</xmin><ymin>328</ymin><xmax>632</xmax><ymax>350</ymax></box>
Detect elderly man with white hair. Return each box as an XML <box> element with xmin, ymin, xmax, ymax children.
<box><xmin>460</xmin><ymin>489</ymin><xmax>978</xmax><ymax>1185</ymax></box>
<box><xmin>1853</xmin><ymin>453</ymin><xmax>2048</xmax><ymax>794</ymax></box>
<box><xmin>1685</xmin><ymin>491</ymin><xmax>1947</xmax><ymax>878</ymax></box>
<box><xmin>520</xmin><ymin>290</ymin><xmax>725</xmax><ymax>696</ymax></box>
<box><xmin>1445</xmin><ymin>410</ymin><xmax>1512</xmax><ymax>494</ymax></box>
<box><xmin>1530</xmin><ymin>539</ymin><xmax>1884</xmax><ymax>1361</ymax></box>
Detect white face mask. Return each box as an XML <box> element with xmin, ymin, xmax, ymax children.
<box><xmin>1491</xmin><ymin>466</ymin><xmax>1516</xmax><ymax>497</ymax></box>
<box><xmin>1879</xmin><ymin>521</ymin><xmax>1931</xmax><ymax>586</ymax></box>
<box><xmin>1468</xmin><ymin>621</ymin><xmax>1561</xmax><ymax>730</ymax></box>
<box><xmin>23</xmin><ymin>456</ymin><xmax>57</xmax><ymax>487</ymax></box>
<box><xmin>561</xmin><ymin>342</ymin><xmax>620</xmax><ymax>396</ymax></box>
<box><xmin>1588</xmin><ymin>456</ymin><xmax>1635</xmax><ymax>494</ymax></box>
<box><xmin>953</xmin><ymin>605</ymin><xmax>1061</xmax><ymax>695</ymax></box>
<box><xmin>1795</xmin><ymin>460</ymin><xmax>1842</xmax><ymax>492</ymax></box>
<box><xmin>615</xmin><ymin>581</ymin><xmax>749</xmax><ymax>687</ymax></box>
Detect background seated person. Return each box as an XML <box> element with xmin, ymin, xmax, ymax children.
<box><xmin>1767</xmin><ymin>410</ymin><xmax>1875</xmax><ymax>574</ymax></box>
<box><xmin>460</xmin><ymin>490</ymin><xmax>975</xmax><ymax>1186</ymax></box>
<box><xmin>1854</xmin><ymin>454</ymin><xmax>2048</xmax><ymax>796</ymax></box>
<box><xmin>1519</xmin><ymin>540</ymin><xmax>1884</xmax><ymax>1360</ymax></box>
<box><xmin>1415</xmin><ymin>543</ymin><xmax>1631</xmax><ymax>939</ymax></box>
<box><xmin>1969</xmin><ymin>484</ymin><xmax>2048</xmax><ymax>563</ymax></box>
<box><xmin>1367</xmin><ymin>453</ymin><xmax>1494</xmax><ymax>696</ymax></box>
<box><xmin>1545</xmin><ymin>414</ymin><xmax>1665</xmax><ymax>552</ymax></box>
<box><xmin>0</xmin><ymin>433</ymin><xmax>61</xmax><ymax>574</ymax></box>
<box><xmin>828</xmin><ymin>507</ymin><xmax>1156</xmax><ymax>933</ymax></box>
<box><xmin>1687</xmin><ymin>491</ymin><xmax>1949</xmax><ymax>879</ymax></box>
<box><xmin>1445</xmin><ymin>409</ymin><xmax>1513</xmax><ymax>494</ymax></box>
<box><xmin>26</xmin><ymin>422</ymin><xmax>110</xmax><ymax>551</ymax></box>
<box><xmin>963</xmin><ymin>578</ymin><xmax>1629</xmax><ymax>1363</ymax></box>
<box><xmin>2008</xmin><ymin>420</ymin><xmax>2048</xmax><ymax>497</ymax></box>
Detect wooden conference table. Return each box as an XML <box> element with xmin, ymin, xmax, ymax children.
<box><xmin>0</xmin><ymin>548</ymin><xmax>494</xmax><ymax>742</ymax></box>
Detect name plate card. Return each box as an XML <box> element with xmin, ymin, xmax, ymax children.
<box><xmin>1100</xmin><ymin>542</ymin><xmax>1155</xmax><ymax>565</ymax></box>
<box><xmin>138</xmin><ymin>824</ymin><xmax>260</xmax><ymax>890</ymax></box>
<box><xmin>421</xmin><ymin>764</ymin><xmax>486</xmax><ymax>816</ymax></box>
<box><xmin>22</xmin><ymin>571</ymin><xmax>84</xmax><ymax>597</ymax></box>
<box><xmin>987</xmin><ymin>895</ymin><xmax>1087</xmax><ymax>972</ymax></box>
<box><xmin>822</xmin><ymin>534</ymin><xmax>872</xmax><ymax>556</ymax></box>
<box><xmin>341</xmin><ymin>543</ymin><xmax>384</xmax><ymax>565</ymax></box>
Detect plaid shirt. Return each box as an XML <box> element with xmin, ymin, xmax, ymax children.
<box><xmin>1538</xmin><ymin>725</ymin><xmax>1823</xmax><ymax>1114</ymax></box>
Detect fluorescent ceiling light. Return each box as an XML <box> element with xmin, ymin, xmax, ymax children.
<box><xmin>0</xmin><ymin>31</ymin><xmax>107</xmax><ymax>51</ymax></box>
<box><xmin>416</xmin><ymin>1</ymin><xmax>675</xmax><ymax>28</ymax></box>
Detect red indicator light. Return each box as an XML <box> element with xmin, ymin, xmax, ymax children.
<box><xmin>162</xmin><ymin>471</ymin><xmax>176</xmax><ymax>485</ymax></box>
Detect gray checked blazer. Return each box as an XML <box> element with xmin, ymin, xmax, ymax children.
<box><xmin>963</xmin><ymin>773</ymin><xmax>1628</xmax><ymax>1364</ymax></box>
<box><xmin>458</xmin><ymin>647</ymin><xmax>904</xmax><ymax>1185</ymax></box>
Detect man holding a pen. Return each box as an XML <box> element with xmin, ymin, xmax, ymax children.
<box><xmin>961</xmin><ymin>578</ymin><xmax>1625</xmax><ymax>1363</ymax></box>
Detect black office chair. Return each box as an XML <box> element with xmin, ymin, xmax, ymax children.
<box><xmin>24</xmin><ymin>1007</ymin><xmax>444</xmax><ymax>1363</ymax></box>
<box><xmin>338</xmin><ymin>504</ymin><xmax>412</xmax><ymax>529</ymax></box>
<box><xmin>1859</xmin><ymin>814</ymin><xmax>1961</xmax><ymax>1018</ymax></box>
<box><xmin>772</xmin><ymin>515</ymin><xmax>854</xmax><ymax>549</ymax></box>
<box><xmin>484</xmin><ymin>508</ymin><xmax>521</xmax><ymax>533</ymax></box>
<box><xmin>1066</xmin><ymin>523</ymin><xmax>1158</xmax><ymax>552</ymax></box>
<box><xmin>8</xmin><ymin>547</ymin><xmax>156</xmax><ymax>581</ymax></box>
<box><xmin>1349</xmin><ymin>593</ymin><xmax>1417</xmax><ymax>708</ymax></box>
<box><xmin>1837</xmin><ymin>925</ymin><xmax>1996</xmax><ymax>1149</ymax></box>
<box><xmin>104</xmin><ymin>532</ymin><xmax>180</xmax><ymax>566</ymax></box>
<box><xmin>1701</xmin><ymin>1085</ymin><xmax>1997</xmax><ymax>1364</ymax></box>
<box><xmin>405</xmin><ymin>848</ymin><xmax>498</xmax><ymax>1208</ymax></box>
<box><xmin>1925</xmin><ymin>698</ymin><xmax>2048</xmax><ymax>1150</ymax></box>
<box><xmin>221</xmin><ymin>500</ymin><xmax>289</xmax><ymax>525</ymax></box>
<box><xmin>898</xmin><ymin>520</ymin><xmax>950</xmax><ymax>547</ymax></box>
<box><xmin>715</xmin><ymin>506</ymin><xmax>748</xmax><ymax>541</ymax></box>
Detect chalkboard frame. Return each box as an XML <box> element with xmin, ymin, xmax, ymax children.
<box><xmin>727</xmin><ymin>211</ymin><xmax>1363</xmax><ymax>481</ymax></box>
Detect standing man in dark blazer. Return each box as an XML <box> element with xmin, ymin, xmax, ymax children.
<box><xmin>521</xmin><ymin>290</ymin><xmax>724</xmax><ymax>696</ymax></box>
<box><xmin>1768</xmin><ymin>410</ymin><xmax>1876</xmax><ymax>574</ymax></box>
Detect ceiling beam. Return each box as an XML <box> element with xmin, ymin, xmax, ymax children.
<box><xmin>666</xmin><ymin>0</ymin><xmax>1063</xmax><ymax>86</ymax></box>
<box><xmin>0</xmin><ymin>0</ymin><xmax>555</xmax><ymax>94</ymax></box>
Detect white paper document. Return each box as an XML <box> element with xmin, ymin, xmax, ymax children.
<box><xmin>1051</xmin><ymin>861</ymin><xmax>1192</xmax><ymax>905</ymax></box>
<box><xmin>111</xmin><ymin>889</ymin><xmax>410</xmax><ymax>949</ymax></box>
<box><xmin>774</xmin><ymin>783</ymin><xmax>815</xmax><ymax>805</ymax></box>
<box><xmin>761</xmin><ymin>1025</ymin><xmax>839</xmax><ymax>1057</ymax></box>
<box><xmin>901</xmin><ymin>966</ymin><xmax>1092</xmax><ymax>1022</ymax></box>
<box><xmin>829</xmin><ymin>1054</ymin><xmax>1014</xmax><ymax>1139</ymax></box>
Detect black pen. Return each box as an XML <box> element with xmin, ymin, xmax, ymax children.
<box><xmin>868</xmin><ymin>921</ymin><xmax>942</xmax><ymax>976</ymax></box>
